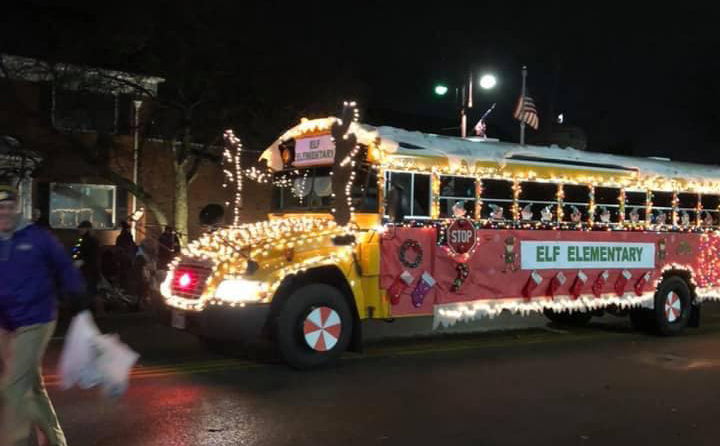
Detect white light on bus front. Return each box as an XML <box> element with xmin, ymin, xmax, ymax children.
<box><xmin>214</xmin><ymin>279</ymin><xmax>266</xmax><ymax>303</ymax></box>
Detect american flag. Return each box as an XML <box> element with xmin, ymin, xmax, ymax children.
<box><xmin>513</xmin><ymin>93</ymin><xmax>539</xmax><ymax>130</ymax></box>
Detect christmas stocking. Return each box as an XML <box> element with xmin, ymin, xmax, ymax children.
<box><xmin>634</xmin><ymin>272</ymin><xmax>651</xmax><ymax>296</ymax></box>
<box><xmin>548</xmin><ymin>271</ymin><xmax>566</xmax><ymax>298</ymax></box>
<box><xmin>570</xmin><ymin>271</ymin><xmax>587</xmax><ymax>299</ymax></box>
<box><xmin>388</xmin><ymin>271</ymin><xmax>414</xmax><ymax>305</ymax></box>
<box><xmin>592</xmin><ymin>270</ymin><xmax>609</xmax><ymax>297</ymax></box>
<box><xmin>411</xmin><ymin>272</ymin><xmax>436</xmax><ymax>308</ymax></box>
<box><xmin>522</xmin><ymin>271</ymin><xmax>543</xmax><ymax>298</ymax></box>
<box><xmin>615</xmin><ymin>270</ymin><xmax>632</xmax><ymax>296</ymax></box>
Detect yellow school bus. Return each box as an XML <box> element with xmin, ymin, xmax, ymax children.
<box><xmin>162</xmin><ymin>107</ymin><xmax>720</xmax><ymax>368</ymax></box>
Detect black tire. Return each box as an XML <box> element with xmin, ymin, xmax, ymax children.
<box><xmin>543</xmin><ymin>308</ymin><xmax>592</xmax><ymax>326</ymax></box>
<box><xmin>652</xmin><ymin>276</ymin><xmax>691</xmax><ymax>336</ymax></box>
<box><xmin>275</xmin><ymin>284</ymin><xmax>353</xmax><ymax>369</ymax></box>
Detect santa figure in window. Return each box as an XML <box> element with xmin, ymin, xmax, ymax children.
<box><xmin>452</xmin><ymin>201</ymin><xmax>467</xmax><ymax>218</ymax></box>
<box><xmin>599</xmin><ymin>207</ymin><xmax>611</xmax><ymax>223</ymax></box>
<box><xmin>521</xmin><ymin>204</ymin><xmax>533</xmax><ymax>221</ymax></box>
<box><xmin>541</xmin><ymin>205</ymin><xmax>553</xmax><ymax>222</ymax></box>
<box><xmin>570</xmin><ymin>206</ymin><xmax>582</xmax><ymax>223</ymax></box>
<box><xmin>489</xmin><ymin>204</ymin><xmax>504</xmax><ymax>220</ymax></box>
<box><xmin>629</xmin><ymin>207</ymin><xmax>640</xmax><ymax>223</ymax></box>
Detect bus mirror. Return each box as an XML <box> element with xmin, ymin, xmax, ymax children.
<box><xmin>199</xmin><ymin>204</ymin><xmax>225</xmax><ymax>226</ymax></box>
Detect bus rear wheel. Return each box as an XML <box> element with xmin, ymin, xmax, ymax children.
<box><xmin>275</xmin><ymin>284</ymin><xmax>353</xmax><ymax>369</ymax></box>
<box><xmin>543</xmin><ymin>309</ymin><xmax>592</xmax><ymax>327</ymax></box>
<box><xmin>652</xmin><ymin>276</ymin><xmax>691</xmax><ymax>336</ymax></box>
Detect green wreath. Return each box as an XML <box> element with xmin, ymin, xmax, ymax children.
<box><xmin>399</xmin><ymin>239</ymin><xmax>423</xmax><ymax>269</ymax></box>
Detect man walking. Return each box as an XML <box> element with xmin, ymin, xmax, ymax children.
<box><xmin>0</xmin><ymin>185</ymin><xmax>87</xmax><ymax>446</ymax></box>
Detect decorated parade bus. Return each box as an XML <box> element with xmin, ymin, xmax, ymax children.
<box><xmin>161</xmin><ymin>104</ymin><xmax>720</xmax><ymax>368</ymax></box>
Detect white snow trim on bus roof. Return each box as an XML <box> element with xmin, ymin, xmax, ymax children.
<box><xmin>260</xmin><ymin>119</ymin><xmax>720</xmax><ymax>182</ymax></box>
<box><xmin>371</xmin><ymin>124</ymin><xmax>720</xmax><ymax>182</ymax></box>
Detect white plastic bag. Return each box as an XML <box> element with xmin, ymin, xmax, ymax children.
<box><xmin>58</xmin><ymin>311</ymin><xmax>102</xmax><ymax>390</ymax></box>
<box><xmin>58</xmin><ymin>311</ymin><xmax>140</xmax><ymax>398</ymax></box>
<box><xmin>93</xmin><ymin>333</ymin><xmax>139</xmax><ymax>398</ymax></box>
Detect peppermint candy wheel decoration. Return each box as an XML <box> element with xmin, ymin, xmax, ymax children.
<box><xmin>303</xmin><ymin>306</ymin><xmax>342</xmax><ymax>352</ymax></box>
<box><xmin>664</xmin><ymin>291</ymin><xmax>682</xmax><ymax>323</ymax></box>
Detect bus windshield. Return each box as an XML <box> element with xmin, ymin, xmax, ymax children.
<box><xmin>271</xmin><ymin>165</ymin><xmax>379</xmax><ymax>213</ymax></box>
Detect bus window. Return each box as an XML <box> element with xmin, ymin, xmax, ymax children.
<box><xmin>625</xmin><ymin>190</ymin><xmax>647</xmax><ymax>224</ymax></box>
<box><xmin>271</xmin><ymin>167</ymin><xmax>333</xmax><ymax>212</ymax></box>
<box><xmin>594</xmin><ymin>187</ymin><xmax>620</xmax><ymax>223</ymax></box>
<box><xmin>562</xmin><ymin>184</ymin><xmax>590</xmax><ymax>223</ymax></box>
<box><xmin>385</xmin><ymin>171</ymin><xmax>431</xmax><ymax>219</ymax></box>
<box><xmin>701</xmin><ymin>195</ymin><xmax>720</xmax><ymax>226</ymax></box>
<box><xmin>350</xmin><ymin>164</ymin><xmax>379</xmax><ymax>212</ymax></box>
<box><xmin>519</xmin><ymin>182</ymin><xmax>557</xmax><ymax>222</ymax></box>
<box><xmin>482</xmin><ymin>179</ymin><xmax>512</xmax><ymax>220</ymax></box>
<box><xmin>439</xmin><ymin>176</ymin><xmax>476</xmax><ymax>218</ymax></box>
<box><xmin>652</xmin><ymin>191</ymin><xmax>672</xmax><ymax>226</ymax></box>
<box><xmin>677</xmin><ymin>192</ymin><xmax>699</xmax><ymax>227</ymax></box>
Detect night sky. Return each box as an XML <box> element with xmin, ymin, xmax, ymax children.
<box><xmin>2</xmin><ymin>2</ymin><xmax>719</xmax><ymax>163</ymax></box>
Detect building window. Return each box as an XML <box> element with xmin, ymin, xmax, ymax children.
<box><xmin>439</xmin><ymin>176</ymin><xmax>476</xmax><ymax>218</ymax></box>
<box><xmin>49</xmin><ymin>183</ymin><xmax>116</xmax><ymax>229</ymax></box>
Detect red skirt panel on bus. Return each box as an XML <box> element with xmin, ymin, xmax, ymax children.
<box><xmin>380</xmin><ymin>226</ymin><xmax>715</xmax><ymax>316</ymax></box>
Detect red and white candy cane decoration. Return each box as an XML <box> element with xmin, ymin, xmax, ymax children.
<box><xmin>664</xmin><ymin>291</ymin><xmax>682</xmax><ymax>323</ymax></box>
<box><xmin>303</xmin><ymin>307</ymin><xmax>342</xmax><ymax>352</ymax></box>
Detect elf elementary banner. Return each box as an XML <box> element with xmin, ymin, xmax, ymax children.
<box><xmin>520</xmin><ymin>241</ymin><xmax>656</xmax><ymax>270</ymax></box>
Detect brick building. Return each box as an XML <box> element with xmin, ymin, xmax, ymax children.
<box><xmin>0</xmin><ymin>54</ymin><xmax>272</xmax><ymax>248</ymax></box>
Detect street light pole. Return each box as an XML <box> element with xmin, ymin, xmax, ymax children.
<box><xmin>460</xmin><ymin>71</ymin><xmax>473</xmax><ymax>138</ymax></box>
<box><xmin>132</xmin><ymin>99</ymin><xmax>143</xmax><ymax>239</ymax></box>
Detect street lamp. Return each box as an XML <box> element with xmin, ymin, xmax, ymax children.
<box><xmin>433</xmin><ymin>72</ymin><xmax>497</xmax><ymax>137</ymax></box>
<box><xmin>479</xmin><ymin>74</ymin><xmax>497</xmax><ymax>90</ymax></box>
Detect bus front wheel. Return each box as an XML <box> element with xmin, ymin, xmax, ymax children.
<box><xmin>275</xmin><ymin>284</ymin><xmax>353</xmax><ymax>369</ymax></box>
<box><xmin>652</xmin><ymin>276</ymin><xmax>691</xmax><ymax>336</ymax></box>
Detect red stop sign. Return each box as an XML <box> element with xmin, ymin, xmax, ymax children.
<box><xmin>446</xmin><ymin>218</ymin><xmax>477</xmax><ymax>255</ymax></box>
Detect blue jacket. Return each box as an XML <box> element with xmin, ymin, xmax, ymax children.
<box><xmin>0</xmin><ymin>221</ymin><xmax>86</xmax><ymax>330</ymax></box>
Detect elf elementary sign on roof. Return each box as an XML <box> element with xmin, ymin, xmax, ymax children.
<box><xmin>520</xmin><ymin>241</ymin><xmax>655</xmax><ymax>270</ymax></box>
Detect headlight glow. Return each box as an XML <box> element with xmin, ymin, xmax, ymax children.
<box><xmin>214</xmin><ymin>279</ymin><xmax>267</xmax><ymax>303</ymax></box>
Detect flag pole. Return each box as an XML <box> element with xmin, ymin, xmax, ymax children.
<box><xmin>520</xmin><ymin>65</ymin><xmax>527</xmax><ymax>145</ymax></box>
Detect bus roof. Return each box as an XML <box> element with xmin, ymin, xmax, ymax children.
<box><xmin>261</xmin><ymin>118</ymin><xmax>720</xmax><ymax>189</ymax></box>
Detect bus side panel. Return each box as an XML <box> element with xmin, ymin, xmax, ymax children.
<box><xmin>381</xmin><ymin>227</ymin><xmax>712</xmax><ymax>316</ymax></box>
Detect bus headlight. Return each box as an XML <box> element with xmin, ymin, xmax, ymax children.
<box><xmin>214</xmin><ymin>279</ymin><xmax>267</xmax><ymax>303</ymax></box>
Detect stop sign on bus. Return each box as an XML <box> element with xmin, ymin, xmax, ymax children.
<box><xmin>446</xmin><ymin>218</ymin><xmax>477</xmax><ymax>255</ymax></box>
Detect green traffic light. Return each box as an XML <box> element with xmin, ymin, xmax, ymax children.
<box><xmin>434</xmin><ymin>85</ymin><xmax>449</xmax><ymax>96</ymax></box>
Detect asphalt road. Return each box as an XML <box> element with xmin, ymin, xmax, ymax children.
<box><xmin>29</xmin><ymin>305</ymin><xmax>720</xmax><ymax>445</ymax></box>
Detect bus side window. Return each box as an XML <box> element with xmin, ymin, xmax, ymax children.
<box><xmin>439</xmin><ymin>176</ymin><xmax>476</xmax><ymax>218</ymax></box>
<box><xmin>563</xmin><ymin>184</ymin><xmax>590</xmax><ymax>223</ymax></box>
<box><xmin>519</xmin><ymin>181</ymin><xmax>558</xmax><ymax>222</ymax></box>
<box><xmin>482</xmin><ymin>179</ymin><xmax>512</xmax><ymax>220</ymax></box>
<box><xmin>701</xmin><ymin>194</ymin><xmax>720</xmax><ymax>226</ymax></box>
<box><xmin>677</xmin><ymin>192</ymin><xmax>698</xmax><ymax>227</ymax></box>
<box><xmin>384</xmin><ymin>171</ymin><xmax>431</xmax><ymax>220</ymax></box>
<box><xmin>624</xmin><ymin>190</ymin><xmax>647</xmax><ymax>224</ymax></box>
<box><xmin>594</xmin><ymin>187</ymin><xmax>621</xmax><ymax>223</ymax></box>
<box><xmin>651</xmin><ymin>191</ymin><xmax>672</xmax><ymax>226</ymax></box>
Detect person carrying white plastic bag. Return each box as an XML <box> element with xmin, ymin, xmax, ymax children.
<box><xmin>59</xmin><ymin>311</ymin><xmax>139</xmax><ymax>398</ymax></box>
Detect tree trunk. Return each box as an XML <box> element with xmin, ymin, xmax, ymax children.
<box><xmin>174</xmin><ymin>163</ymin><xmax>189</xmax><ymax>245</ymax></box>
